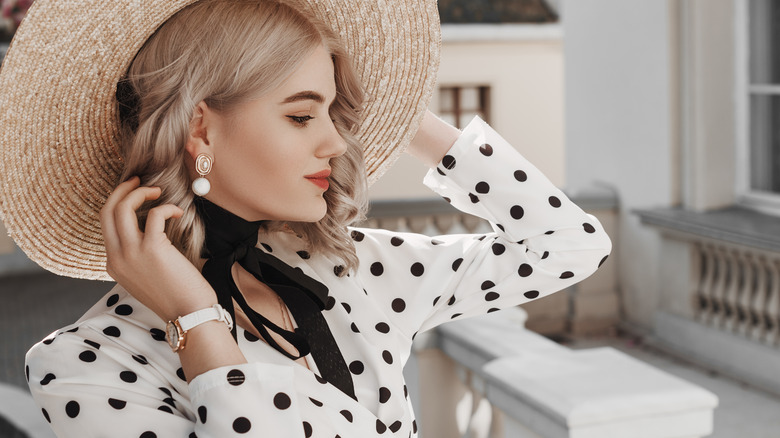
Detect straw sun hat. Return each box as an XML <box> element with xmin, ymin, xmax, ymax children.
<box><xmin>0</xmin><ymin>0</ymin><xmax>441</xmax><ymax>280</ymax></box>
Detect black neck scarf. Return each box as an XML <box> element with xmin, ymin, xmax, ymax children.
<box><xmin>194</xmin><ymin>197</ymin><xmax>356</xmax><ymax>399</ymax></box>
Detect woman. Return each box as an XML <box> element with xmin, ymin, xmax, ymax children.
<box><xmin>0</xmin><ymin>0</ymin><xmax>611</xmax><ymax>436</ymax></box>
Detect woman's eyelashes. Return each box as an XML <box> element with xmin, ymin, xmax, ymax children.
<box><xmin>287</xmin><ymin>115</ymin><xmax>314</xmax><ymax>127</ymax></box>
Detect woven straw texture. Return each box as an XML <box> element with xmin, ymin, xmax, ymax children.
<box><xmin>0</xmin><ymin>0</ymin><xmax>441</xmax><ymax>280</ymax></box>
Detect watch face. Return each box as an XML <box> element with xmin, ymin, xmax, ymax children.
<box><xmin>166</xmin><ymin>322</ymin><xmax>179</xmax><ymax>348</ymax></box>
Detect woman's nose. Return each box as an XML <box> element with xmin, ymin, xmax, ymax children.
<box><xmin>317</xmin><ymin>120</ymin><xmax>348</xmax><ymax>158</ymax></box>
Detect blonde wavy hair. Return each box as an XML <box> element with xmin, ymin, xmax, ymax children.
<box><xmin>116</xmin><ymin>0</ymin><xmax>368</xmax><ymax>273</ymax></box>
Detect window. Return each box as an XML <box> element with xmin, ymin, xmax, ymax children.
<box><xmin>742</xmin><ymin>0</ymin><xmax>780</xmax><ymax>198</ymax></box>
<box><xmin>438</xmin><ymin>86</ymin><xmax>490</xmax><ymax>129</ymax></box>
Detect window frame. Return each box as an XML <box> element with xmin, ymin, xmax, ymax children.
<box><xmin>735</xmin><ymin>0</ymin><xmax>780</xmax><ymax>214</ymax></box>
<box><xmin>438</xmin><ymin>85</ymin><xmax>491</xmax><ymax>129</ymax></box>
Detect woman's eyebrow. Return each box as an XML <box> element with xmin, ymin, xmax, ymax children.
<box><xmin>281</xmin><ymin>90</ymin><xmax>326</xmax><ymax>104</ymax></box>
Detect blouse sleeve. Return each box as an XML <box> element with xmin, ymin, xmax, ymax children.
<box><xmin>26</xmin><ymin>323</ymin><xmax>308</xmax><ymax>438</ymax></box>
<box><xmin>352</xmin><ymin>116</ymin><xmax>612</xmax><ymax>338</ymax></box>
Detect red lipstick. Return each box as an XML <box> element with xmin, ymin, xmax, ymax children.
<box><xmin>305</xmin><ymin>169</ymin><xmax>331</xmax><ymax>190</ymax></box>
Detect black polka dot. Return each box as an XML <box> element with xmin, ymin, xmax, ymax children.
<box><xmin>132</xmin><ymin>355</ymin><xmax>148</xmax><ymax>365</ymax></box>
<box><xmin>115</xmin><ymin>304</ymin><xmax>133</xmax><ymax>316</ymax></box>
<box><xmin>545</xmin><ymin>230</ymin><xmax>555</xmax><ymax>235</ymax></box>
<box><xmin>303</xmin><ymin>421</ymin><xmax>313</xmax><ymax>437</ymax></box>
<box><xmin>325</xmin><ymin>296</ymin><xmax>336</xmax><ymax>311</ymax></box>
<box><xmin>103</xmin><ymin>326</ymin><xmax>121</xmax><ymax>337</ymax></box>
<box><xmin>177</xmin><ymin>367</ymin><xmax>186</xmax><ymax>381</ymax></box>
<box><xmin>443</xmin><ymin>196</ymin><xmax>452</xmax><ymax>203</ymax></box>
<box><xmin>349</xmin><ymin>361</ymin><xmax>364</xmax><ymax>375</ymax></box>
<box><xmin>451</xmin><ymin>313</ymin><xmax>463</xmax><ymax>319</ymax></box>
<box><xmin>379</xmin><ymin>387</ymin><xmax>391</xmax><ymax>403</ymax></box>
<box><xmin>244</xmin><ymin>330</ymin><xmax>259</xmax><ymax>342</ymax></box>
<box><xmin>315</xmin><ymin>374</ymin><xmax>327</xmax><ymax>384</ymax></box>
<box><xmin>232</xmin><ymin>417</ymin><xmax>251</xmax><ymax>433</ymax></box>
<box><xmin>560</xmin><ymin>271</ymin><xmax>575</xmax><ymax>279</ymax></box>
<box><xmin>479</xmin><ymin>143</ymin><xmax>493</xmax><ymax>156</ymax></box>
<box><xmin>452</xmin><ymin>258</ymin><xmax>464</xmax><ymax>271</ymax></box>
<box><xmin>599</xmin><ymin>255</ymin><xmax>609</xmax><ymax>267</ymax></box>
<box><xmin>389</xmin><ymin>421</ymin><xmax>403</xmax><ymax>432</ymax></box>
<box><xmin>198</xmin><ymin>406</ymin><xmax>207</xmax><ymax>423</ymax></box>
<box><xmin>413</xmin><ymin>420</ymin><xmax>418</xmax><ymax>433</ymax></box>
<box><xmin>514</xmin><ymin>170</ymin><xmax>528</xmax><ymax>181</ymax></box>
<box><xmin>25</xmin><ymin>366</ymin><xmax>29</xmax><ymax>382</ymax></box>
<box><xmin>404</xmin><ymin>384</ymin><xmax>409</xmax><ymax>398</ymax></box>
<box><xmin>485</xmin><ymin>292</ymin><xmax>500</xmax><ymax>301</ymax></box>
<box><xmin>341</xmin><ymin>302</ymin><xmax>352</xmax><ymax>313</ymax></box>
<box><xmin>481</xmin><ymin>280</ymin><xmax>495</xmax><ymax>290</ymax></box>
<box><xmin>309</xmin><ymin>397</ymin><xmax>323</xmax><ymax>407</ymax></box>
<box><xmin>370</xmin><ymin>262</ymin><xmax>384</xmax><ymax>276</ymax></box>
<box><xmin>261</xmin><ymin>243</ymin><xmax>273</xmax><ymax>252</ymax></box>
<box><xmin>120</xmin><ymin>371</ymin><xmax>137</xmax><ymax>383</ymax></box>
<box><xmin>475</xmin><ymin>182</ymin><xmax>490</xmax><ymax>194</ymax></box>
<box><xmin>140</xmin><ymin>432</ymin><xmax>157</xmax><ymax>438</ymax></box>
<box><xmin>84</xmin><ymin>339</ymin><xmax>101</xmax><ymax>349</ymax></box>
<box><xmin>542</xmin><ymin>251</ymin><xmax>550</xmax><ymax>259</ymax></box>
<box><xmin>448</xmin><ymin>296</ymin><xmax>456</xmax><ymax>306</ymax></box>
<box><xmin>392</xmin><ymin>299</ymin><xmax>406</xmax><ymax>313</ymax></box>
<box><xmin>491</xmin><ymin>243</ymin><xmax>506</xmax><ymax>255</ymax></box>
<box><xmin>432</xmin><ymin>238</ymin><xmax>446</xmax><ymax>245</ymax></box>
<box><xmin>376</xmin><ymin>419</ymin><xmax>388</xmax><ymax>434</ymax></box>
<box><xmin>524</xmin><ymin>290</ymin><xmax>540</xmax><ymax>299</ymax></box>
<box><xmin>391</xmin><ymin>236</ymin><xmax>404</xmax><ymax>246</ymax></box>
<box><xmin>157</xmin><ymin>405</ymin><xmax>173</xmax><ymax>414</ymax></box>
<box><xmin>297</xmin><ymin>250</ymin><xmax>310</xmax><ymax>260</ymax></box>
<box><xmin>66</xmin><ymin>327</ymin><xmax>78</xmax><ymax>333</ymax></box>
<box><xmin>518</xmin><ymin>264</ymin><xmax>533</xmax><ymax>277</ymax></box>
<box><xmin>340</xmin><ymin>410</ymin><xmax>353</xmax><ymax>422</ymax></box>
<box><xmin>442</xmin><ymin>154</ymin><xmax>456</xmax><ymax>169</ymax></box>
<box><xmin>41</xmin><ymin>408</ymin><xmax>50</xmax><ymax>423</ymax></box>
<box><xmin>496</xmin><ymin>224</ymin><xmax>506</xmax><ymax>232</ymax></box>
<box><xmin>410</xmin><ymin>262</ymin><xmax>425</xmax><ymax>277</ymax></box>
<box><xmin>469</xmin><ymin>193</ymin><xmax>480</xmax><ymax>203</ymax></box>
<box><xmin>333</xmin><ymin>265</ymin><xmax>345</xmax><ymax>276</ymax></box>
<box><xmin>548</xmin><ymin>196</ymin><xmax>562</xmax><ymax>208</ymax></box>
<box><xmin>42</xmin><ymin>338</ymin><xmax>54</xmax><ymax>345</ymax></box>
<box><xmin>583</xmin><ymin>223</ymin><xmax>596</xmax><ymax>233</ymax></box>
<box><xmin>106</xmin><ymin>294</ymin><xmax>119</xmax><ymax>307</ymax></box>
<box><xmin>376</xmin><ymin>322</ymin><xmax>390</xmax><ymax>333</ymax></box>
<box><xmin>350</xmin><ymin>323</ymin><xmax>360</xmax><ymax>333</ymax></box>
<box><xmin>510</xmin><ymin>205</ymin><xmax>525</xmax><ymax>219</ymax></box>
<box><xmin>227</xmin><ymin>369</ymin><xmax>245</xmax><ymax>386</ymax></box>
<box><xmin>40</xmin><ymin>373</ymin><xmax>55</xmax><ymax>386</ymax></box>
<box><xmin>274</xmin><ymin>392</ymin><xmax>291</xmax><ymax>410</ymax></box>
<box><xmin>159</xmin><ymin>387</ymin><xmax>172</xmax><ymax>397</ymax></box>
<box><xmin>65</xmin><ymin>400</ymin><xmax>80</xmax><ymax>418</ymax></box>
<box><xmin>189</xmin><ymin>433</ymin><xmax>197</xmax><ymax>438</ymax></box>
<box><xmin>437</xmin><ymin>167</ymin><xmax>446</xmax><ymax>176</ymax></box>
<box><xmin>488</xmin><ymin>307</ymin><xmax>500</xmax><ymax>313</ymax></box>
<box><xmin>150</xmin><ymin>328</ymin><xmax>165</xmax><ymax>341</ymax></box>
<box><xmin>382</xmin><ymin>351</ymin><xmax>393</xmax><ymax>364</ymax></box>
<box><xmin>79</xmin><ymin>351</ymin><xmax>96</xmax><ymax>363</ymax></box>
<box><xmin>162</xmin><ymin>397</ymin><xmax>175</xmax><ymax>407</ymax></box>
<box><xmin>351</xmin><ymin>230</ymin><xmax>365</xmax><ymax>242</ymax></box>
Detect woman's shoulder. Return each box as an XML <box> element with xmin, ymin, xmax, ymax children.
<box><xmin>26</xmin><ymin>284</ymin><xmax>177</xmax><ymax>375</ymax></box>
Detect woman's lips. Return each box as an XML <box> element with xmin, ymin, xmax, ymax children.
<box><xmin>305</xmin><ymin>169</ymin><xmax>331</xmax><ymax>190</ymax></box>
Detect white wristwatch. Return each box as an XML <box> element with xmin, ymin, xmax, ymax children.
<box><xmin>166</xmin><ymin>304</ymin><xmax>234</xmax><ymax>352</ymax></box>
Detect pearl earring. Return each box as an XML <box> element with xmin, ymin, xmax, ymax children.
<box><xmin>192</xmin><ymin>153</ymin><xmax>213</xmax><ymax>196</ymax></box>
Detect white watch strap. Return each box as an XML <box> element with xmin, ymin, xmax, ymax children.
<box><xmin>177</xmin><ymin>304</ymin><xmax>234</xmax><ymax>332</ymax></box>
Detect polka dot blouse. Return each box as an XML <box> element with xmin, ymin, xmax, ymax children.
<box><xmin>25</xmin><ymin>117</ymin><xmax>612</xmax><ymax>438</ymax></box>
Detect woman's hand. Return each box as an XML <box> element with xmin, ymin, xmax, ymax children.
<box><xmin>406</xmin><ymin>110</ymin><xmax>461</xmax><ymax>168</ymax></box>
<box><xmin>100</xmin><ymin>176</ymin><xmax>216</xmax><ymax>322</ymax></box>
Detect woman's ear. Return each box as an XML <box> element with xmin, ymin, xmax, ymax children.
<box><xmin>185</xmin><ymin>101</ymin><xmax>213</xmax><ymax>161</ymax></box>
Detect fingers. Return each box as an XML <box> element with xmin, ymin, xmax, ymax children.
<box><xmin>145</xmin><ymin>204</ymin><xmax>184</xmax><ymax>236</ymax></box>
<box><xmin>114</xmin><ymin>185</ymin><xmax>162</xmax><ymax>248</ymax></box>
<box><xmin>101</xmin><ymin>176</ymin><xmax>141</xmax><ymax>254</ymax></box>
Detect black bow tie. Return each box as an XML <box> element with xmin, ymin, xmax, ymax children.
<box><xmin>195</xmin><ymin>197</ymin><xmax>355</xmax><ymax>399</ymax></box>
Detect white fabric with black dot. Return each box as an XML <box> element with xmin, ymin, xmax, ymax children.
<box><xmin>26</xmin><ymin>117</ymin><xmax>611</xmax><ymax>438</ymax></box>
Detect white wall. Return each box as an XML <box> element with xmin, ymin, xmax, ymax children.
<box><xmin>370</xmin><ymin>27</ymin><xmax>565</xmax><ymax>200</ymax></box>
<box><xmin>563</xmin><ymin>0</ymin><xmax>676</xmax><ymax>328</ymax></box>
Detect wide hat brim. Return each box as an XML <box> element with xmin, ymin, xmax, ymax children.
<box><xmin>0</xmin><ymin>0</ymin><xmax>441</xmax><ymax>280</ymax></box>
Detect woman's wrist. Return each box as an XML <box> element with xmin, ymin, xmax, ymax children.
<box><xmin>407</xmin><ymin>110</ymin><xmax>461</xmax><ymax>168</ymax></box>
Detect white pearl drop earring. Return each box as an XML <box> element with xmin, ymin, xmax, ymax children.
<box><xmin>192</xmin><ymin>153</ymin><xmax>213</xmax><ymax>196</ymax></box>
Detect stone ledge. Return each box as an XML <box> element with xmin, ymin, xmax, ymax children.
<box><xmin>637</xmin><ymin>206</ymin><xmax>780</xmax><ymax>252</ymax></box>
